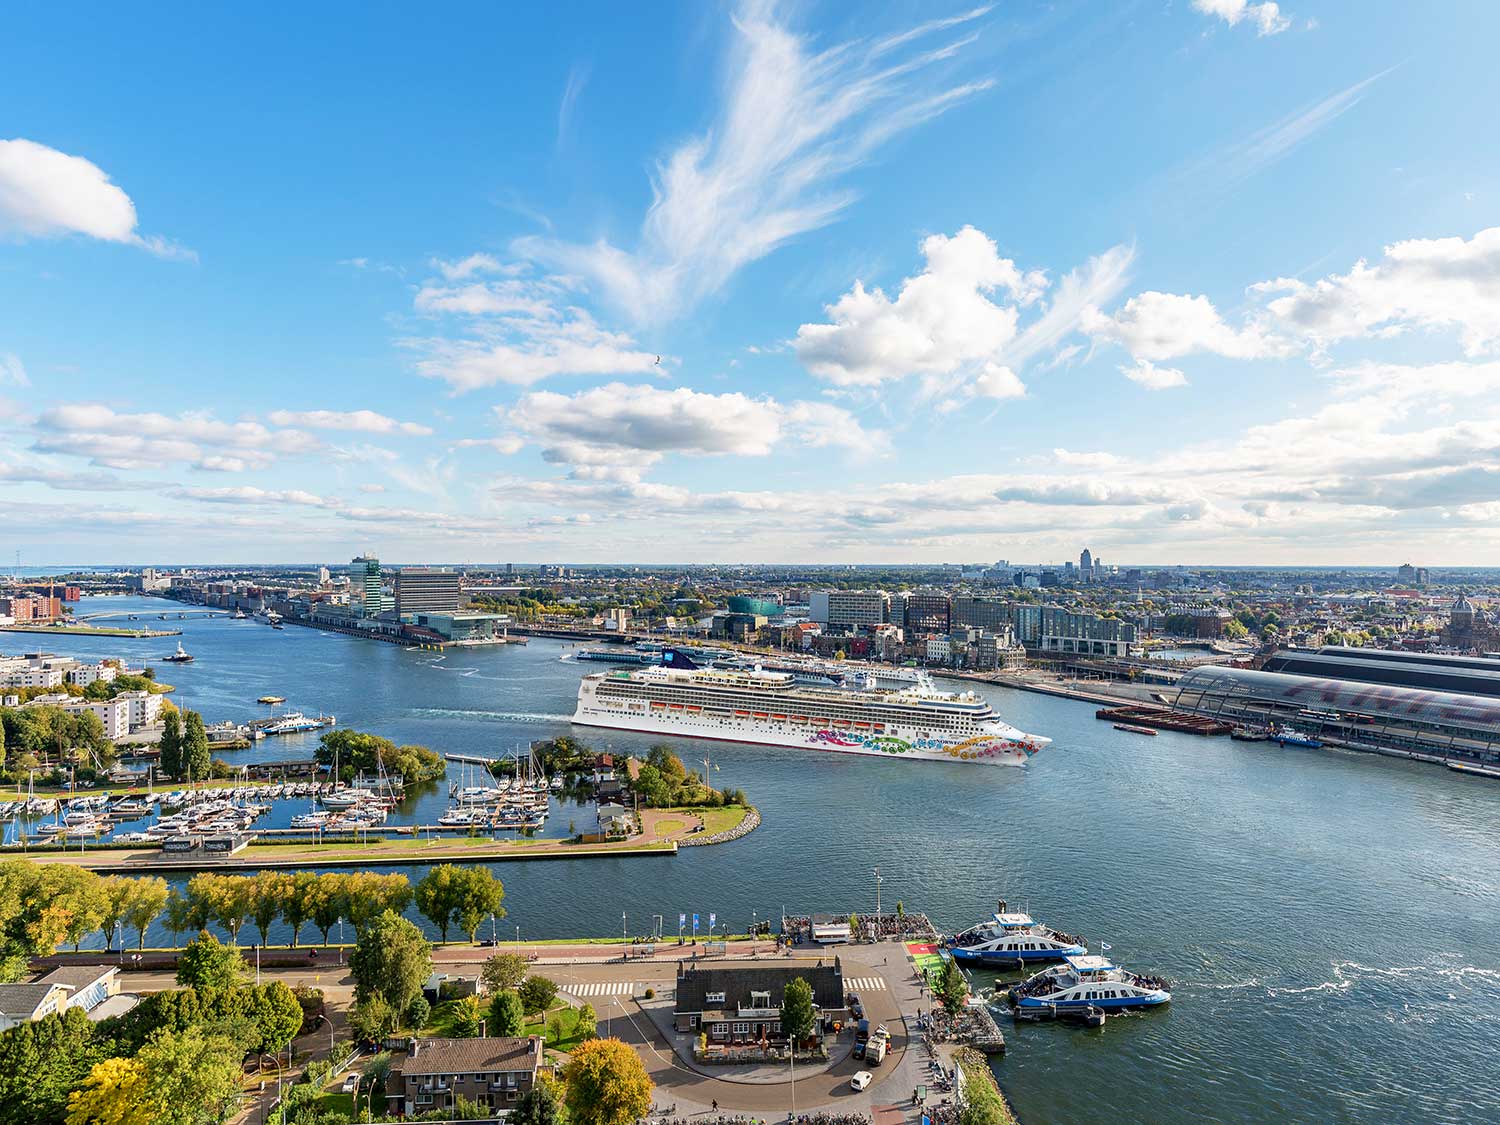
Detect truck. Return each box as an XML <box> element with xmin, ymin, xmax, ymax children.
<box><xmin>865</xmin><ymin>1034</ymin><xmax>888</xmax><ymax>1066</ymax></box>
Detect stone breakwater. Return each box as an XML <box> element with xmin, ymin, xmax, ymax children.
<box><xmin>680</xmin><ymin>806</ymin><xmax>761</xmax><ymax>847</ymax></box>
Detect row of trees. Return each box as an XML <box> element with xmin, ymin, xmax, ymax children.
<box><xmin>0</xmin><ymin>861</ymin><xmax>169</xmax><ymax>979</ymax></box>
<box><xmin>165</xmin><ymin>869</ymin><xmax>414</xmax><ymax>947</ymax></box>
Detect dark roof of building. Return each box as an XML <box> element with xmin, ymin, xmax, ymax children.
<box><xmin>675</xmin><ymin>959</ymin><xmax>845</xmax><ymax>1014</ymax></box>
<box><xmin>1309</xmin><ymin>646</ymin><xmax>1500</xmax><ymax>671</ymax></box>
<box><xmin>36</xmin><ymin>966</ymin><xmax>116</xmax><ymax>991</ymax></box>
<box><xmin>1262</xmin><ymin>649</ymin><xmax>1500</xmax><ymax>698</ymax></box>
<box><xmin>0</xmin><ymin>982</ymin><xmax>63</xmax><ymax>1017</ymax></box>
<box><xmin>393</xmin><ymin>1036</ymin><xmax>542</xmax><ymax>1077</ymax></box>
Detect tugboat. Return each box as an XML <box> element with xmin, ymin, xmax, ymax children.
<box><xmin>162</xmin><ymin>642</ymin><xmax>194</xmax><ymax>663</ymax></box>
<box><xmin>949</xmin><ymin>901</ymin><xmax>1087</xmax><ymax>965</ymax></box>
<box><xmin>1010</xmin><ymin>954</ymin><xmax>1171</xmax><ymax>1012</ymax></box>
<box><xmin>1272</xmin><ymin>725</ymin><xmax>1322</xmax><ymax>749</ymax></box>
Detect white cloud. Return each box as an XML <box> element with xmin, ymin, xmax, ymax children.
<box><xmin>1088</xmin><ymin>291</ymin><xmax>1286</xmax><ymax>362</ymax></box>
<box><xmin>506</xmin><ymin>382</ymin><xmax>880</xmax><ymax>476</ymax></box>
<box><xmin>414</xmin><ymin>282</ymin><xmax>557</xmax><ymax>318</ymax></box>
<box><xmin>1257</xmin><ymin>226</ymin><xmax>1500</xmax><ymax>357</ymax></box>
<box><xmin>1191</xmin><ymin>0</ymin><xmax>1290</xmax><ymax>36</ymax></box>
<box><xmin>795</xmin><ymin>226</ymin><xmax>1044</xmax><ymax>387</ymax></box>
<box><xmin>33</xmin><ymin>403</ymin><xmax>318</xmax><ymax>471</ymax></box>
<box><xmin>410</xmin><ymin>308</ymin><xmax>660</xmax><ymax>390</ymax></box>
<box><xmin>172</xmin><ymin>486</ymin><xmax>334</xmax><ymax>507</ymax></box>
<box><xmin>0</xmin><ymin>138</ymin><xmax>190</xmax><ymax>259</ymax></box>
<box><xmin>433</xmin><ymin>253</ymin><xmax>517</xmax><ymax>281</ymax></box>
<box><xmin>518</xmin><ymin>2</ymin><xmax>994</xmax><ymax>323</ymax></box>
<box><xmin>972</xmin><ymin>363</ymin><xmax>1026</xmax><ymax>400</ymax></box>
<box><xmin>266</xmin><ymin>409</ymin><xmax>433</xmax><ymax>436</ymax></box>
<box><xmin>0</xmin><ymin>353</ymin><xmax>28</xmax><ymax>386</ymax></box>
<box><xmin>1121</xmin><ymin>359</ymin><xmax>1188</xmax><ymax>389</ymax></box>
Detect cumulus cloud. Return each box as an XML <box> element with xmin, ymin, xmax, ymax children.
<box><xmin>266</xmin><ymin>409</ymin><xmax>433</xmax><ymax>436</ymax></box>
<box><xmin>1088</xmin><ymin>291</ymin><xmax>1286</xmax><ymax>362</ymax></box>
<box><xmin>795</xmin><ymin>227</ymin><xmax>1044</xmax><ymax>388</ymax></box>
<box><xmin>1191</xmin><ymin>0</ymin><xmax>1290</xmax><ymax>36</ymax></box>
<box><xmin>171</xmin><ymin>486</ymin><xmax>334</xmax><ymax>507</ymax></box>
<box><xmin>0</xmin><ymin>138</ymin><xmax>191</xmax><ymax>258</ymax></box>
<box><xmin>1257</xmin><ymin>226</ymin><xmax>1500</xmax><ymax>357</ymax></box>
<box><xmin>518</xmin><ymin>3</ymin><xmax>994</xmax><ymax>323</ymax></box>
<box><xmin>1121</xmin><ymin>359</ymin><xmax>1188</xmax><ymax>389</ymax></box>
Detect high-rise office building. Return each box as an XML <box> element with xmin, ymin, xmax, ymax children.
<box><xmin>394</xmin><ymin>568</ymin><xmax>462</xmax><ymax>617</ymax></box>
<box><xmin>809</xmin><ymin>589</ymin><xmax>889</xmax><ymax>629</ymax></box>
<box><xmin>903</xmin><ymin>590</ymin><xmax>952</xmax><ymax>636</ymax></box>
<box><xmin>352</xmin><ymin>555</ymin><xmax>384</xmax><ymax>616</ymax></box>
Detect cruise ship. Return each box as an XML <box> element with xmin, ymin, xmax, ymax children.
<box><xmin>571</xmin><ymin>652</ymin><xmax>1049</xmax><ymax>766</ymax></box>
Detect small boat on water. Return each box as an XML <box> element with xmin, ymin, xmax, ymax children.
<box><xmin>1230</xmin><ymin>726</ymin><xmax>1269</xmax><ymax>742</ymax></box>
<box><xmin>949</xmin><ymin>902</ymin><xmax>1087</xmax><ymax>965</ymax></box>
<box><xmin>438</xmin><ymin>809</ymin><xmax>479</xmax><ymax>827</ymax></box>
<box><xmin>1011</xmin><ymin>955</ymin><xmax>1171</xmax><ymax>1012</ymax></box>
<box><xmin>1113</xmin><ymin>724</ymin><xmax>1157</xmax><ymax>736</ymax></box>
<box><xmin>1273</xmin><ymin>726</ymin><xmax>1322</xmax><ymax>749</ymax></box>
<box><xmin>162</xmin><ymin>642</ymin><xmax>194</xmax><ymax>663</ymax></box>
<box><xmin>233</xmin><ymin>609</ymin><xmax>248</xmax><ymax>619</ymax></box>
<box><xmin>257</xmin><ymin>695</ymin><xmax>286</xmax><ymax>705</ymax></box>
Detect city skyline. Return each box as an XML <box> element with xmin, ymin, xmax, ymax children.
<box><xmin>4</xmin><ymin>2</ymin><xmax>1500</xmax><ymax>565</ymax></box>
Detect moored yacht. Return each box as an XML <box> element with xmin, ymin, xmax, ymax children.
<box><xmin>949</xmin><ymin>906</ymin><xmax>1086</xmax><ymax>965</ymax></box>
<box><xmin>1011</xmin><ymin>955</ymin><xmax>1171</xmax><ymax>1012</ymax></box>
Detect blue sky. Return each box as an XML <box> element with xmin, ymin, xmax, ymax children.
<box><xmin>3</xmin><ymin>1</ymin><xmax>1499</xmax><ymax>565</ymax></box>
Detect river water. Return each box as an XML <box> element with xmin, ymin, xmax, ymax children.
<box><xmin>9</xmin><ymin>596</ymin><xmax>1499</xmax><ymax>1124</ymax></box>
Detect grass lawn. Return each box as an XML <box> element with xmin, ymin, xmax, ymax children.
<box><xmin>652</xmin><ymin>817</ymin><xmax>688</xmax><ymax>836</ymax></box>
<box><xmin>318</xmin><ymin>1091</ymin><xmax>355</xmax><ymax>1117</ymax></box>
<box><xmin>525</xmin><ymin>1002</ymin><xmax>592</xmax><ymax>1053</ymax></box>
<box><xmin>680</xmin><ymin>804</ymin><xmax>752</xmax><ymax>836</ymax></box>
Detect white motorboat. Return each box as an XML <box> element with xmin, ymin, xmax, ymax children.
<box><xmin>949</xmin><ymin>904</ymin><xmax>1086</xmax><ymax>965</ymax></box>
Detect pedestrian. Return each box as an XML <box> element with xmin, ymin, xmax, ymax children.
<box><xmin>712</xmin><ymin>1100</ymin><xmax>718</xmax><ymax>1113</ymax></box>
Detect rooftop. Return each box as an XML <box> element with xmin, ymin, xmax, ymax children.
<box><xmin>394</xmin><ymin>1036</ymin><xmax>542</xmax><ymax>1076</ymax></box>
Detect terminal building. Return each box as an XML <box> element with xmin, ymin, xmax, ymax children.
<box><xmin>393</xmin><ymin>568</ymin><xmax>462</xmax><ymax>617</ymax></box>
<box><xmin>1261</xmin><ymin>646</ymin><xmax>1500</xmax><ymax>698</ymax></box>
<box><xmin>1171</xmin><ymin>661</ymin><xmax>1500</xmax><ymax>769</ymax></box>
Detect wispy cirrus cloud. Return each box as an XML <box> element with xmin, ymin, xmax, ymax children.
<box><xmin>517</xmin><ymin>2</ymin><xmax>995</xmax><ymax>324</ymax></box>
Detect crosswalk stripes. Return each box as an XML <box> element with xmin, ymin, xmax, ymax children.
<box><xmin>845</xmin><ymin>976</ymin><xmax>887</xmax><ymax>992</ymax></box>
<box><xmin>565</xmin><ymin>981</ymin><xmax>639</xmax><ymax>997</ymax></box>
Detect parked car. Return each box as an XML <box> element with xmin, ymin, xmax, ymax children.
<box><xmin>341</xmin><ymin>1074</ymin><xmax>359</xmax><ymax>1093</ymax></box>
<box><xmin>850</xmin><ymin>1071</ymin><xmax>872</xmax><ymax>1092</ymax></box>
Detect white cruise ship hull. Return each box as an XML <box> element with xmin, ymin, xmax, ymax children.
<box><xmin>572</xmin><ymin>695</ymin><xmax>1041</xmax><ymax>766</ymax></box>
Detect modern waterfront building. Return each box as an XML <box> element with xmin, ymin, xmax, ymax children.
<box><xmin>727</xmin><ymin>595</ymin><xmax>781</xmax><ymax>617</ymax></box>
<box><xmin>393</xmin><ymin>568</ymin><xmax>461</xmax><ymax>617</ymax></box>
<box><xmin>1171</xmin><ymin>665</ymin><xmax>1500</xmax><ymax>769</ymax></box>
<box><xmin>351</xmin><ymin>555</ymin><xmax>385</xmax><ymax>617</ymax></box>
<box><xmin>1038</xmin><ymin>606</ymin><xmax>1137</xmax><ymax>657</ymax></box>
<box><xmin>953</xmin><ymin>595</ymin><xmax>1011</xmax><ymax>632</ymax></box>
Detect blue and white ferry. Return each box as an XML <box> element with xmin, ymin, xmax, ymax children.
<box><xmin>1011</xmin><ymin>954</ymin><xmax>1171</xmax><ymax>1012</ymax></box>
<box><xmin>949</xmin><ymin>911</ymin><xmax>1086</xmax><ymax>965</ymax></box>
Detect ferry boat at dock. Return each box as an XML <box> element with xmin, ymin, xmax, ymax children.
<box><xmin>950</xmin><ymin>908</ymin><xmax>1087</xmax><ymax>964</ymax></box>
<box><xmin>572</xmin><ymin>651</ymin><xmax>1049</xmax><ymax>766</ymax></box>
<box><xmin>1273</xmin><ymin>726</ymin><xmax>1323</xmax><ymax>749</ymax></box>
<box><xmin>1010</xmin><ymin>955</ymin><xmax>1171</xmax><ymax>1012</ymax></box>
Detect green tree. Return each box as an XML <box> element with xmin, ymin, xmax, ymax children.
<box><xmin>248</xmin><ymin>872</ymin><xmax>290</xmax><ymax>947</ymax></box>
<box><xmin>414</xmin><ymin>866</ymin><xmax>457</xmax><ymax>943</ymax></box>
<box><xmin>448</xmin><ymin>995</ymin><xmax>483</xmax><ymax>1038</ymax></box>
<box><xmin>489</xmin><ymin>989</ymin><xmax>525</xmax><ymax>1037</ymax></box>
<box><xmin>345</xmin><ymin>872</ymin><xmax>411</xmax><ymax>931</ymax></box>
<box><xmin>175</xmin><ymin>930</ymin><xmax>245</xmax><ymax>991</ymax></box>
<box><xmin>180</xmin><ymin>712</ymin><xmax>211</xmax><ymax>784</ymax></box>
<box><xmin>561</xmin><ymin>1038</ymin><xmax>654</xmax><ymax>1125</ymax></box>
<box><xmin>54</xmin><ymin>866</ymin><xmax>110</xmax><ymax>952</ymax></box>
<box><xmin>186</xmin><ymin>873</ymin><xmax>252</xmax><ymax>945</ymax></box>
<box><xmin>308</xmin><ymin>872</ymin><xmax>348</xmax><ymax>945</ymax></box>
<box><xmin>135</xmin><ymin>1024</ymin><xmax>243</xmax><ymax>1125</ymax></box>
<box><xmin>577</xmin><ymin>1001</ymin><xmax>597</xmax><ymax>1039</ymax></box>
<box><xmin>122</xmin><ymin>876</ymin><xmax>169</xmax><ymax>950</ymax></box>
<box><xmin>480</xmin><ymin>952</ymin><xmax>529</xmax><ymax>995</ymax></box>
<box><xmin>246</xmin><ymin>980</ymin><xmax>304</xmax><ymax>1056</ymax></box>
<box><xmin>98</xmin><ymin>877</ymin><xmax>134</xmax><ymax>951</ymax></box>
<box><xmin>518</xmin><ymin>975</ymin><xmax>558</xmax><ymax>1015</ymax></box>
<box><xmin>157</xmin><ymin>711</ymin><xmax>182</xmax><ymax>781</ymax></box>
<box><xmin>348</xmin><ymin>993</ymin><xmax>399</xmax><ymax>1043</ymax></box>
<box><xmin>450</xmin><ymin>866</ymin><xmax>505</xmax><ymax>943</ymax></box>
<box><xmin>405</xmin><ymin>995</ymin><xmax>431</xmax><ymax>1032</ymax></box>
<box><xmin>163</xmin><ymin>887</ymin><xmax>210</xmax><ymax>947</ymax></box>
<box><xmin>0</xmin><ymin>1007</ymin><xmax>100</xmax><ymax>1125</ymax></box>
<box><xmin>937</xmin><ymin>956</ymin><xmax>969</xmax><ymax>1014</ymax></box>
<box><xmin>509</xmin><ymin>1078</ymin><xmax>563</xmax><ymax>1125</ymax></box>
<box><xmin>349</xmin><ymin>909</ymin><xmax>431</xmax><ymax>1016</ymax></box>
<box><xmin>280</xmin><ymin>871</ymin><xmax>318</xmax><ymax>948</ymax></box>
<box><xmin>779</xmin><ymin>977</ymin><xmax>815</xmax><ymax>1044</ymax></box>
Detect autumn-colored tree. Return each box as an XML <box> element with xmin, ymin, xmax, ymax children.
<box><xmin>280</xmin><ymin>870</ymin><xmax>319</xmax><ymax>948</ymax></box>
<box><xmin>561</xmin><ymin>1038</ymin><xmax>654</xmax><ymax>1125</ymax></box>
<box><xmin>122</xmin><ymin>877</ymin><xmax>169</xmax><ymax>950</ymax></box>
<box><xmin>65</xmin><ymin>1056</ymin><xmax>152</xmax><ymax>1125</ymax></box>
<box><xmin>248</xmin><ymin>871</ymin><xmax>290</xmax><ymax>947</ymax></box>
